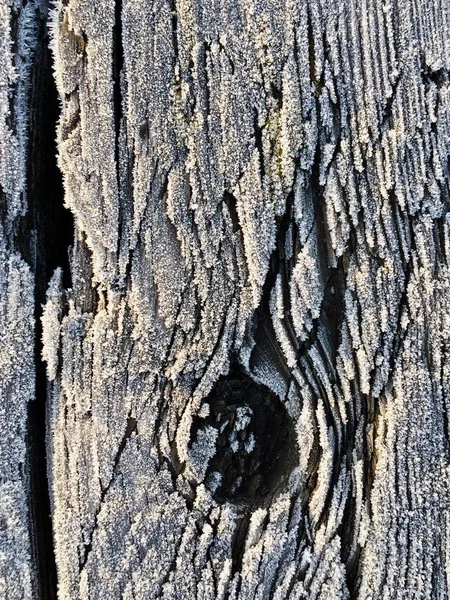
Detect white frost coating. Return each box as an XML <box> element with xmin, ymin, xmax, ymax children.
<box><xmin>185</xmin><ymin>425</ymin><xmax>218</xmax><ymax>483</ymax></box>
<box><xmin>49</xmin><ymin>0</ymin><xmax>119</xmax><ymax>285</ymax></box>
<box><xmin>41</xmin><ymin>268</ymin><xmax>64</xmax><ymax>382</ymax></box>
<box><xmin>0</xmin><ymin>482</ymin><xmax>33</xmax><ymax>599</ymax></box>
<box><xmin>296</xmin><ymin>385</ymin><xmax>316</xmax><ymax>475</ymax></box>
<box><xmin>290</xmin><ymin>226</ymin><xmax>325</xmax><ymax>341</ymax></box>
<box><xmin>0</xmin><ymin>1</ymin><xmax>39</xmax><ymax>597</ymax></box>
<box><xmin>0</xmin><ymin>0</ymin><xmax>37</xmax><ymax>227</ymax></box>
<box><xmin>0</xmin><ymin>198</ymin><xmax>35</xmax><ymax>599</ymax></box>
<box><xmin>47</xmin><ymin>0</ymin><xmax>450</xmax><ymax>597</ymax></box>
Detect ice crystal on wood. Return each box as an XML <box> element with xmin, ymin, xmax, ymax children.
<box><xmin>36</xmin><ymin>0</ymin><xmax>450</xmax><ymax>597</ymax></box>
<box><xmin>0</xmin><ymin>1</ymin><xmax>39</xmax><ymax>597</ymax></box>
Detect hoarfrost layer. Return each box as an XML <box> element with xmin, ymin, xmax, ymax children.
<box><xmin>0</xmin><ymin>0</ymin><xmax>39</xmax><ymax>598</ymax></box>
<box><xmin>45</xmin><ymin>0</ymin><xmax>450</xmax><ymax>598</ymax></box>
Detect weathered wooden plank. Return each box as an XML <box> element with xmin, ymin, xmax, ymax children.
<box><xmin>44</xmin><ymin>0</ymin><xmax>450</xmax><ymax>598</ymax></box>
<box><xmin>0</xmin><ymin>0</ymin><xmax>448</xmax><ymax>597</ymax></box>
<box><xmin>0</xmin><ymin>1</ymin><xmax>39</xmax><ymax>598</ymax></box>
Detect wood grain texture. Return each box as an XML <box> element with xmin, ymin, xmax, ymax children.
<box><xmin>0</xmin><ymin>1</ymin><xmax>39</xmax><ymax>598</ymax></box>
<box><xmin>1</xmin><ymin>0</ymin><xmax>449</xmax><ymax>597</ymax></box>
<box><xmin>45</xmin><ymin>0</ymin><xmax>450</xmax><ymax>598</ymax></box>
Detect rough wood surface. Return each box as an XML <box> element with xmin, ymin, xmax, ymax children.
<box><xmin>1</xmin><ymin>0</ymin><xmax>450</xmax><ymax>598</ymax></box>
<box><xmin>0</xmin><ymin>2</ymin><xmax>39</xmax><ymax>598</ymax></box>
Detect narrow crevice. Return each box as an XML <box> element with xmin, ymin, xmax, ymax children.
<box><xmin>80</xmin><ymin>413</ymin><xmax>137</xmax><ymax>571</ymax></box>
<box><xmin>22</xmin><ymin>14</ymin><xmax>74</xmax><ymax>600</ymax></box>
<box><xmin>202</xmin><ymin>41</ymin><xmax>211</xmax><ymax>116</ymax></box>
<box><xmin>253</xmin><ymin>108</ymin><xmax>265</xmax><ymax>179</ymax></box>
<box><xmin>113</xmin><ymin>0</ymin><xmax>126</xmax><ymax>269</ymax></box>
<box><xmin>231</xmin><ymin>511</ymin><xmax>251</xmax><ymax>575</ymax></box>
<box><xmin>113</xmin><ymin>0</ymin><xmax>123</xmax><ymax>166</ymax></box>
<box><xmin>223</xmin><ymin>191</ymin><xmax>240</xmax><ymax>233</ymax></box>
<box><xmin>170</xmin><ymin>0</ymin><xmax>179</xmax><ymax>66</ymax></box>
<box><xmin>72</xmin><ymin>231</ymin><xmax>99</xmax><ymax>314</ymax></box>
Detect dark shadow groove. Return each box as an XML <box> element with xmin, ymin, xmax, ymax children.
<box><xmin>113</xmin><ymin>0</ymin><xmax>123</xmax><ymax>168</ymax></box>
<box><xmin>21</xmin><ymin>13</ymin><xmax>74</xmax><ymax>600</ymax></box>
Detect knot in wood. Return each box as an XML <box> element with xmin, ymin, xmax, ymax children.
<box><xmin>192</xmin><ymin>373</ymin><xmax>297</xmax><ymax>505</ymax></box>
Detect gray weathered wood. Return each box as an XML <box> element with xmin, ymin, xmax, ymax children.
<box><xmin>1</xmin><ymin>0</ymin><xmax>450</xmax><ymax>598</ymax></box>
<box><xmin>0</xmin><ymin>2</ymin><xmax>40</xmax><ymax>598</ymax></box>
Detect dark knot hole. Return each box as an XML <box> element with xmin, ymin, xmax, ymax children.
<box><xmin>191</xmin><ymin>372</ymin><xmax>297</xmax><ymax>505</ymax></box>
